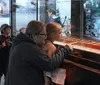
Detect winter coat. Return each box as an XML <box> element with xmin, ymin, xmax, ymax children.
<box><xmin>0</xmin><ymin>35</ymin><xmax>11</xmax><ymax>76</ymax></box>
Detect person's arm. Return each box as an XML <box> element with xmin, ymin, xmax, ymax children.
<box><xmin>23</xmin><ymin>43</ymin><xmax>70</xmax><ymax>71</ymax></box>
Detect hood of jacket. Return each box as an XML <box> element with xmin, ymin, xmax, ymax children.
<box><xmin>12</xmin><ymin>33</ymin><xmax>35</xmax><ymax>46</ymax></box>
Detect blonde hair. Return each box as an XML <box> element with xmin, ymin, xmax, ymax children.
<box><xmin>46</xmin><ymin>22</ymin><xmax>61</xmax><ymax>40</ymax></box>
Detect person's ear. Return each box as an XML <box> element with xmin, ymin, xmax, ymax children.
<box><xmin>51</xmin><ymin>33</ymin><xmax>54</xmax><ymax>38</ymax></box>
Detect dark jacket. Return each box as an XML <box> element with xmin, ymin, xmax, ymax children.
<box><xmin>5</xmin><ymin>33</ymin><xmax>70</xmax><ymax>85</ymax></box>
<box><xmin>0</xmin><ymin>35</ymin><xmax>11</xmax><ymax>76</ymax></box>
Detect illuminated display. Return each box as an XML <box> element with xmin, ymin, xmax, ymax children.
<box><xmin>84</xmin><ymin>0</ymin><xmax>100</xmax><ymax>41</ymax></box>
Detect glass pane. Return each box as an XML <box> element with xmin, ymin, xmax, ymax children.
<box><xmin>39</xmin><ymin>0</ymin><xmax>47</xmax><ymax>23</ymax></box>
<box><xmin>0</xmin><ymin>0</ymin><xmax>10</xmax><ymax>34</ymax></box>
<box><xmin>38</xmin><ymin>0</ymin><xmax>40</xmax><ymax>21</ymax></box>
<box><xmin>56</xmin><ymin>0</ymin><xmax>71</xmax><ymax>37</ymax></box>
<box><xmin>39</xmin><ymin>0</ymin><xmax>83</xmax><ymax>38</ymax></box>
<box><xmin>15</xmin><ymin>0</ymin><xmax>36</xmax><ymax>30</ymax></box>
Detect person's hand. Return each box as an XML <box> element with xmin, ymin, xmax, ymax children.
<box><xmin>65</xmin><ymin>44</ymin><xmax>73</xmax><ymax>53</ymax></box>
<box><xmin>2</xmin><ymin>41</ymin><xmax>6</xmax><ymax>47</ymax></box>
<box><xmin>53</xmin><ymin>41</ymin><xmax>73</xmax><ymax>52</ymax></box>
<box><xmin>66</xmin><ymin>44</ymin><xmax>73</xmax><ymax>51</ymax></box>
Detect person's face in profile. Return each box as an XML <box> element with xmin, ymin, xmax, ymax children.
<box><xmin>53</xmin><ymin>29</ymin><xmax>62</xmax><ymax>41</ymax></box>
<box><xmin>51</xmin><ymin>26</ymin><xmax>62</xmax><ymax>41</ymax></box>
<box><xmin>3</xmin><ymin>27</ymin><xmax>11</xmax><ymax>35</ymax></box>
<box><xmin>34</xmin><ymin>27</ymin><xmax>47</xmax><ymax>45</ymax></box>
<box><xmin>21</xmin><ymin>29</ymin><xmax>26</xmax><ymax>34</ymax></box>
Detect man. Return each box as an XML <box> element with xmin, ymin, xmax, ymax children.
<box><xmin>5</xmin><ymin>20</ymin><xmax>71</xmax><ymax>85</ymax></box>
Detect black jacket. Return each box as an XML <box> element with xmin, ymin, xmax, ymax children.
<box><xmin>5</xmin><ymin>33</ymin><xmax>70</xmax><ymax>85</ymax></box>
<box><xmin>0</xmin><ymin>35</ymin><xmax>11</xmax><ymax>76</ymax></box>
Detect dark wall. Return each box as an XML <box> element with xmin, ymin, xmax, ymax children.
<box><xmin>71</xmin><ymin>0</ymin><xmax>85</xmax><ymax>38</ymax></box>
<box><xmin>71</xmin><ymin>0</ymin><xmax>81</xmax><ymax>37</ymax></box>
<box><xmin>71</xmin><ymin>0</ymin><xmax>80</xmax><ymax>31</ymax></box>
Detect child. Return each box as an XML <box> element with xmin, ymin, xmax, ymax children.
<box><xmin>43</xmin><ymin>22</ymin><xmax>72</xmax><ymax>85</ymax></box>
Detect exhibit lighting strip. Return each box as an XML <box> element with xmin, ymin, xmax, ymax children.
<box><xmin>53</xmin><ymin>41</ymin><xmax>100</xmax><ymax>55</ymax></box>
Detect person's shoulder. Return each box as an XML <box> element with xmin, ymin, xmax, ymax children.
<box><xmin>54</xmin><ymin>16</ymin><xmax>62</xmax><ymax>25</ymax></box>
<box><xmin>46</xmin><ymin>41</ymin><xmax>56</xmax><ymax>50</ymax></box>
<box><xmin>55</xmin><ymin>16</ymin><xmax>61</xmax><ymax>21</ymax></box>
<box><xmin>0</xmin><ymin>35</ymin><xmax>4</xmax><ymax>38</ymax></box>
<box><xmin>45</xmin><ymin>40</ymin><xmax>53</xmax><ymax>46</ymax></box>
<box><xmin>13</xmin><ymin>42</ymin><xmax>40</xmax><ymax>54</ymax></box>
<box><xmin>19</xmin><ymin>42</ymin><xmax>38</xmax><ymax>49</ymax></box>
<box><xmin>49</xmin><ymin>18</ymin><xmax>55</xmax><ymax>22</ymax></box>
<box><xmin>0</xmin><ymin>35</ymin><xmax>5</xmax><ymax>41</ymax></box>
<box><xmin>43</xmin><ymin>41</ymin><xmax>51</xmax><ymax>50</ymax></box>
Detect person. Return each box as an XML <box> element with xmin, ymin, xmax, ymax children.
<box><xmin>19</xmin><ymin>27</ymin><xmax>26</xmax><ymax>34</ymax></box>
<box><xmin>47</xmin><ymin>8</ymin><xmax>62</xmax><ymax>26</ymax></box>
<box><xmin>0</xmin><ymin>24</ymin><xmax>11</xmax><ymax>82</ymax></box>
<box><xmin>43</xmin><ymin>22</ymin><xmax>71</xmax><ymax>85</ymax></box>
<box><xmin>5</xmin><ymin>20</ymin><xmax>72</xmax><ymax>85</ymax></box>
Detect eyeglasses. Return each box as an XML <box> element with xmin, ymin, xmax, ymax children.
<box><xmin>36</xmin><ymin>33</ymin><xmax>47</xmax><ymax>37</ymax></box>
<box><xmin>39</xmin><ymin>33</ymin><xmax>47</xmax><ymax>36</ymax></box>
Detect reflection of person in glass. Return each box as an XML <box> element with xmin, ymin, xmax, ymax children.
<box><xmin>0</xmin><ymin>1</ymin><xmax>9</xmax><ymax>17</ymax></box>
<box><xmin>47</xmin><ymin>8</ymin><xmax>62</xmax><ymax>26</ymax></box>
<box><xmin>0</xmin><ymin>2</ymin><xmax>3</xmax><ymax>15</ymax></box>
<box><xmin>0</xmin><ymin>6</ymin><xmax>3</xmax><ymax>15</ymax></box>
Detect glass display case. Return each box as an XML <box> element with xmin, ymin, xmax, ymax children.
<box><xmin>84</xmin><ymin>0</ymin><xmax>100</xmax><ymax>41</ymax></box>
<box><xmin>9</xmin><ymin>0</ymin><xmax>100</xmax><ymax>71</ymax></box>
<box><xmin>39</xmin><ymin>0</ymin><xmax>72</xmax><ymax>37</ymax></box>
<box><xmin>39</xmin><ymin>0</ymin><xmax>100</xmax><ymax>55</ymax></box>
<box><xmin>0</xmin><ymin>0</ymin><xmax>99</xmax><ymax>84</ymax></box>
<box><xmin>39</xmin><ymin>0</ymin><xmax>100</xmax><ymax>41</ymax></box>
<box><xmin>39</xmin><ymin>0</ymin><xmax>100</xmax><ymax>85</ymax></box>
